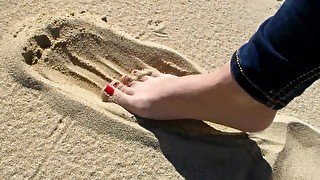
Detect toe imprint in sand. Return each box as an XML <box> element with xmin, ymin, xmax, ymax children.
<box><xmin>21</xmin><ymin>17</ymin><xmax>202</xmax><ymax>100</ymax></box>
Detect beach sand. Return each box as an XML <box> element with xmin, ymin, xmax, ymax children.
<box><xmin>0</xmin><ymin>0</ymin><xmax>319</xmax><ymax>179</ymax></box>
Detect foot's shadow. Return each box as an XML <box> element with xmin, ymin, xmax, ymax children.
<box><xmin>135</xmin><ymin>116</ymin><xmax>272</xmax><ymax>180</ymax></box>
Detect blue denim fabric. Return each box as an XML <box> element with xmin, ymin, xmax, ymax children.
<box><xmin>231</xmin><ymin>0</ymin><xmax>320</xmax><ymax>110</ymax></box>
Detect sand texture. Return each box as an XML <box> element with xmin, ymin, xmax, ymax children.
<box><xmin>0</xmin><ymin>0</ymin><xmax>319</xmax><ymax>179</ymax></box>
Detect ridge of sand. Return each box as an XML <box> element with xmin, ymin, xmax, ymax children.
<box><xmin>0</xmin><ymin>12</ymin><xmax>319</xmax><ymax>179</ymax></box>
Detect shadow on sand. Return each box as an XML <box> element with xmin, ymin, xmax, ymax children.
<box><xmin>41</xmin><ymin>90</ymin><xmax>271</xmax><ymax>180</ymax></box>
<box><xmin>136</xmin><ymin>117</ymin><xmax>272</xmax><ymax>180</ymax></box>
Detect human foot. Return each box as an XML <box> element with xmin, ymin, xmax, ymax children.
<box><xmin>101</xmin><ymin>63</ymin><xmax>277</xmax><ymax>132</ymax></box>
<box><xmin>102</xmin><ymin>68</ymin><xmax>186</xmax><ymax>119</ymax></box>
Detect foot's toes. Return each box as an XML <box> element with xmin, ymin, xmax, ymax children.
<box><xmin>139</xmin><ymin>68</ymin><xmax>162</xmax><ymax>77</ymax></box>
<box><xmin>109</xmin><ymin>80</ymin><xmax>121</xmax><ymax>88</ymax></box>
<box><xmin>101</xmin><ymin>84</ymin><xmax>136</xmax><ymax>112</ymax></box>
<box><xmin>102</xmin><ymin>84</ymin><xmax>126</xmax><ymax>102</ymax></box>
<box><xmin>138</xmin><ymin>75</ymin><xmax>152</xmax><ymax>82</ymax></box>
<box><xmin>148</xmin><ymin>69</ymin><xmax>162</xmax><ymax>77</ymax></box>
<box><xmin>130</xmin><ymin>69</ymin><xmax>161</xmax><ymax>81</ymax></box>
<box><xmin>120</xmin><ymin>69</ymin><xmax>162</xmax><ymax>86</ymax></box>
<box><xmin>109</xmin><ymin>80</ymin><xmax>133</xmax><ymax>94</ymax></box>
<box><xmin>131</xmin><ymin>69</ymin><xmax>139</xmax><ymax>76</ymax></box>
<box><xmin>120</xmin><ymin>74</ymin><xmax>134</xmax><ymax>86</ymax></box>
<box><xmin>121</xmin><ymin>86</ymin><xmax>135</xmax><ymax>95</ymax></box>
<box><xmin>118</xmin><ymin>84</ymin><xmax>132</xmax><ymax>93</ymax></box>
<box><xmin>101</xmin><ymin>84</ymin><xmax>114</xmax><ymax>102</ymax></box>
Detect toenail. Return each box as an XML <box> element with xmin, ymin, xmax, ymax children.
<box><xmin>113</xmin><ymin>82</ymin><xmax>119</xmax><ymax>87</ymax></box>
<box><xmin>104</xmin><ymin>85</ymin><xmax>114</xmax><ymax>96</ymax></box>
<box><xmin>125</xmin><ymin>75</ymin><xmax>133</xmax><ymax>81</ymax></box>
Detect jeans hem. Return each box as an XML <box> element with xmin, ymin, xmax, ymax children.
<box><xmin>230</xmin><ymin>51</ymin><xmax>285</xmax><ymax>110</ymax></box>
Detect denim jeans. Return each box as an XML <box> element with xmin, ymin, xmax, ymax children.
<box><xmin>230</xmin><ymin>0</ymin><xmax>320</xmax><ymax>110</ymax></box>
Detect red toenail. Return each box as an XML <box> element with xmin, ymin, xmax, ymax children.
<box><xmin>104</xmin><ymin>85</ymin><xmax>114</xmax><ymax>96</ymax></box>
<box><xmin>113</xmin><ymin>82</ymin><xmax>119</xmax><ymax>87</ymax></box>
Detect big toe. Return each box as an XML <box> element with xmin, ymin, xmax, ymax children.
<box><xmin>108</xmin><ymin>79</ymin><xmax>133</xmax><ymax>95</ymax></box>
<box><xmin>101</xmin><ymin>84</ymin><xmax>133</xmax><ymax>109</ymax></box>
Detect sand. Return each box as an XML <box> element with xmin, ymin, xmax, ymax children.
<box><xmin>0</xmin><ymin>0</ymin><xmax>319</xmax><ymax>179</ymax></box>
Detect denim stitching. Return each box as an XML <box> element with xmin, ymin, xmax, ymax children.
<box><xmin>276</xmin><ymin>65</ymin><xmax>320</xmax><ymax>96</ymax></box>
<box><xmin>235</xmin><ymin>51</ymin><xmax>286</xmax><ymax>106</ymax></box>
<box><xmin>286</xmin><ymin>71</ymin><xmax>320</xmax><ymax>95</ymax></box>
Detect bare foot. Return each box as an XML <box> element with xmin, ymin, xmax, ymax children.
<box><xmin>101</xmin><ymin>62</ymin><xmax>277</xmax><ymax>132</ymax></box>
<box><xmin>102</xmin><ymin>69</ymin><xmax>183</xmax><ymax>119</ymax></box>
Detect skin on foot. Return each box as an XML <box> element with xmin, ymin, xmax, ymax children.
<box><xmin>102</xmin><ymin>68</ymin><xmax>180</xmax><ymax>119</ymax></box>
<box><xmin>101</xmin><ymin>62</ymin><xmax>277</xmax><ymax>132</ymax></box>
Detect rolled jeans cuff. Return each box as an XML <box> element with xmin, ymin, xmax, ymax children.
<box><xmin>230</xmin><ymin>51</ymin><xmax>286</xmax><ymax>110</ymax></box>
<box><xmin>230</xmin><ymin>0</ymin><xmax>320</xmax><ymax>110</ymax></box>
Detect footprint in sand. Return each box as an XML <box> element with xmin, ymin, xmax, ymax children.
<box><xmin>21</xmin><ymin>17</ymin><xmax>203</xmax><ymax>101</ymax></box>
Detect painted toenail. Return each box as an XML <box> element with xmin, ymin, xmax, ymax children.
<box><xmin>104</xmin><ymin>85</ymin><xmax>114</xmax><ymax>96</ymax></box>
<box><xmin>113</xmin><ymin>82</ymin><xmax>119</xmax><ymax>87</ymax></box>
<box><xmin>124</xmin><ymin>75</ymin><xmax>132</xmax><ymax>81</ymax></box>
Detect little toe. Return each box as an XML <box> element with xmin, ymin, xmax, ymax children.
<box><xmin>131</xmin><ymin>69</ymin><xmax>139</xmax><ymax>75</ymax></box>
<box><xmin>130</xmin><ymin>69</ymin><xmax>158</xmax><ymax>81</ymax></box>
<box><xmin>139</xmin><ymin>75</ymin><xmax>152</xmax><ymax>82</ymax></box>
<box><xmin>143</xmin><ymin>69</ymin><xmax>162</xmax><ymax>77</ymax></box>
